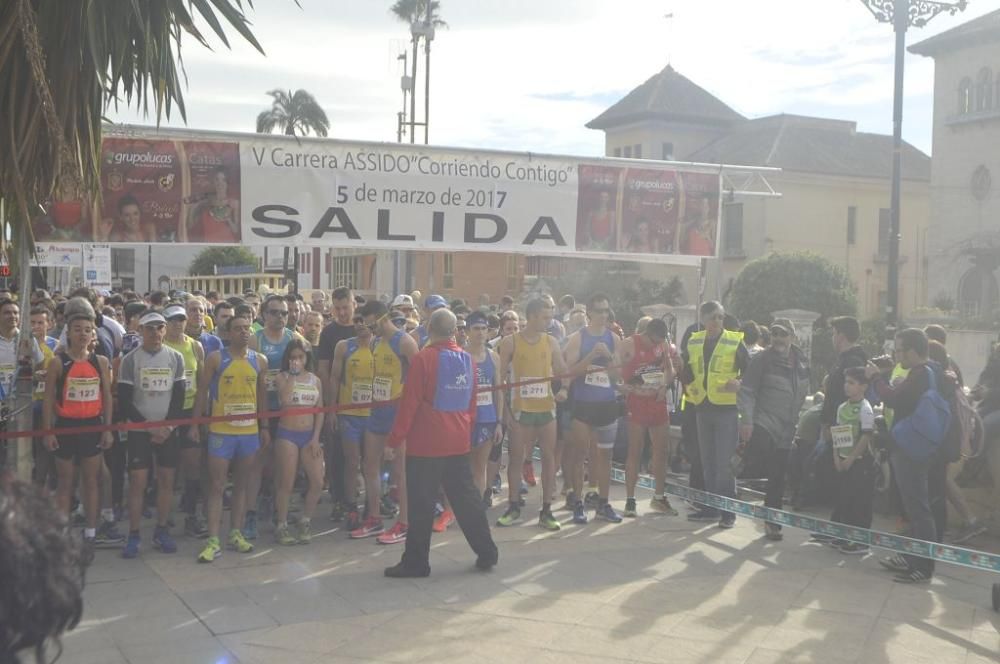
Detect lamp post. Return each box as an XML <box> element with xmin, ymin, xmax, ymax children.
<box><xmin>858</xmin><ymin>0</ymin><xmax>966</xmax><ymax>330</ymax></box>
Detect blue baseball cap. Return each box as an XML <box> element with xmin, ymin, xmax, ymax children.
<box><xmin>424</xmin><ymin>294</ymin><xmax>448</xmax><ymax>311</ymax></box>
<box><xmin>466</xmin><ymin>311</ymin><xmax>489</xmax><ymax>328</ymax></box>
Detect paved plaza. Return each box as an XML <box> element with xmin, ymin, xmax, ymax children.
<box><xmin>63</xmin><ymin>479</ymin><xmax>1000</xmax><ymax>664</ymax></box>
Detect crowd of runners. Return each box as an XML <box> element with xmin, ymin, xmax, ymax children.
<box><xmin>0</xmin><ymin>283</ymin><xmax>990</xmax><ymax>586</ymax></box>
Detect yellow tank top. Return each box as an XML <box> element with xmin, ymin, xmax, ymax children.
<box><xmin>210</xmin><ymin>350</ymin><xmax>260</xmax><ymax>435</ymax></box>
<box><xmin>512</xmin><ymin>333</ymin><xmax>554</xmax><ymax>413</ymax></box>
<box><xmin>34</xmin><ymin>341</ymin><xmax>55</xmax><ymax>403</ymax></box>
<box><xmin>339</xmin><ymin>339</ymin><xmax>374</xmax><ymax>417</ymax></box>
<box><xmin>164</xmin><ymin>335</ymin><xmax>198</xmax><ymax>410</ymax></box>
<box><xmin>372</xmin><ymin>331</ymin><xmax>406</xmax><ymax>403</ymax></box>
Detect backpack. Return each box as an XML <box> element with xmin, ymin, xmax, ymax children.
<box><xmin>891</xmin><ymin>365</ymin><xmax>952</xmax><ymax>463</ymax></box>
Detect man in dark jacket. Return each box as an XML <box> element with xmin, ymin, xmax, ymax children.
<box><xmin>738</xmin><ymin>318</ymin><xmax>810</xmax><ymax>540</ymax></box>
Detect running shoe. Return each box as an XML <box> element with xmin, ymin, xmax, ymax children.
<box><xmin>380</xmin><ymin>495</ymin><xmax>399</xmax><ymax>518</ymax></box>
<box><xmin>572</xmin><ymin>501</ymin><xmax>588</xmax><ymax>524</ymax></box>
<box><xmin>228</xmin><ymin>528</ymin><xmax>254</xmax><ymax>553</ymax></box>
<box><xmin>492</xmin><ymin>473</ymin><xmax>503</xmax><ymax>495</ymax></box>
<box><xmin>184</xmin><ymin>514</ymin><xmax>209</xmax><ymax>539</ymax></box>
<box><xmin>624</xmin><ymin>498</ymin><xmax>638</xmax><ymax>518</ymax></box>
<box><xmin>350</xmin><ymin>516</ymin><xmax>384</xmax><ymax>539</ymax></box>
<box><xmin>538</xmin><ymin>510</ymin><xmax>561</xmax><ymax>531</ymax></box>
<box><xmin>838</xmin><ymin>542</ymin><xmax>869</xmax><ymax>555</ymax></box>
<box><xmin>894</xmin><ymin>569</ymin><xmax>931</xmax><ymax>584</ymax></box>
<box><xmin>297</xmin><ymin>520</ymin><xmax>312</xmax><ymax>544</ymax></box>
<box><xmin>242</xmin><ymin>511</ymin><xmax>258</xmax><ymax>541</ymax></box>
<box><xmin>376</xmin><ymin>521</ymin><xmax>407</xmax><ymax>545</ymax></box>
<box><xmin>951</xmin><ymin>521</ymin><xmax>987</xmax><ymax>545</ymax></box>
<box><xmin>718</xmin><ymin>515</ymin><xmax>736</xmax><ymax>529</ymax></box>
<box><xmin>563</xmin><ymin>491</ymin><xmax>577</xmax><ymax>512</ymax></box>
<box><xmin>275</xmin><ymin>524</ymin><xmax>297</xmax><ymax>546</ymax></box>
<box><xmin>687</xmin><ymin>508</ymin><xmax>718</xmax><ymax>522</ymax></box>
<box><xmin>597</xmin><ymin>503</ymin><xmax>623</xmax><ymax>523</ymax></box>
<box><xmin>197</xmin><ymin>536</ymin><xmax>222</xmax><ymax>563</ymax></box>
<box><xmin>94</xmin><ymin>521</ymin><xmax>125</xmax><ymax>548</ymax></box>
<box><xmin>122</xmin><ymin>532</ymin><xmax>140</xmax><ymax>559</ymax></box>
<box><xmin>433</xmin><ymin>509</ymin><xmax>455</xmax><ymax>533</ymax></box>
<box><xmin>518</xmin><ymin>496</ymin><xmax>526</xmax><ymax>507</ymax></box>
<box><xmin>152</xmin><ymin>526</ymin><xmax>177</xmax><ymax>553</ymax></box>
<box><xmin>345</xmin><ymin>509</ymin><xmax>362</xmax><ymax>532</ymax></box>
<box><xmin>329</xmin><ymin>502</ymin><xmax>345</xmax><ymax>523</ymax></box>
<box><xmin>523</xmin><ymin>461</ymin><xmax>537</xmax><ymax>487</ymax></box>
<box><xmin>879</xmin><ymin>554</ymin><xmax>911</xmax><ymax>573</ymax></box>
<box><xmin>764</xmin><ymin>523</ymin><xmax>784</xmax><ymax>541</ymax></box>
<box><xmin>584</xmin><ymin>491</ymin><xmax>600</xmax><ymax>509</ymax></box>
<box><xmin>496</xmin><ymin>505</ymin><xmax>521</xmax><ymax>527</ymax></box>
<box><xmin>649</xmin><ymin>496</ymin><xmax>679</xmax><ymax>516</ymax></box>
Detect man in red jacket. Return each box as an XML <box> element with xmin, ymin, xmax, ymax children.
<box><xmin>384</xmin><ymin>309</ymin><xmax>499</xmax><ymax>578</ymax></box>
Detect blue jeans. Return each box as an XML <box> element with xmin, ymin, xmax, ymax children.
<box><xmin>695</xmin><ymin>406</ymin><xmax>739</xmax><ymax>519</ymax></box>
<box><xmin>890</xmin><ymin>450</ymin><xmax>935</xmax><ymax>576</ymax></box>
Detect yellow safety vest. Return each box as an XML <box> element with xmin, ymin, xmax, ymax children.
<box><xmin>684</xmin><ymin>329</ymin><xmax>743</xmax><ymax>406</ymax></box>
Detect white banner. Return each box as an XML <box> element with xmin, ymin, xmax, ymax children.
<box><xmin>32</xmin><ymin>243</ymin><xmax>82</xmax><ymax>268</ymax></box>
<box><xmin>83</xmin><ymin>244</ymin><xmax>112</xmax><ymax>290</ymax></box>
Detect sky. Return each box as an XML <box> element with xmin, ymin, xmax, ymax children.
<box><xmin>111</xmin><ymin>0</ymin><xmax>1000</xmax><ymax>158</ymax></box>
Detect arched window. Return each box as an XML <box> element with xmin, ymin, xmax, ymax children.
<box><xmin>976</xmin><ymin>67</ymin><xmax>993</xmax><ymax>111</ymax></box>
<box><xmin>959</xmin><ymin>77</ymin><xmax>973</xmax><ymax>114</ymax></box>
<box><xmin>958</xmin><ymin>265</ymin><xmax>999</xmax><ymax>318</ymax></box>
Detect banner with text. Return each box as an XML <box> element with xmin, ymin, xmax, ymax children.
<box><xmin>32</xmin><ymin>129</ymin><xmax>722</xmax><ymax>263</ymax></box>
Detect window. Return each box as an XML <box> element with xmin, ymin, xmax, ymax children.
<box><xmin>977</xmin><ymin>67</ymin><xmax>994</xmax><ymax>112</ymax></box>
<box><xmin>847</xmin><ymin>206</ymin><xmax>857</xmax><ymax>245</ymax></box>
<box><xmin>633</xmin><ymin>144</ymin><xmax>642</xmax><ymax>159</ymax></box>
<box><xmin>613</xmin><ymin>147</ymin><xmax>621</xmax><ymax>158</ymax></box>
<box><xmin>877</xmin><ymin>208</ymin><xmax>891</xmax><ymax>259</ymax></box>
<box><xmin>443</xmin><ymin>253</ymin><xmax>454</xmax><ymax>289</ymax></box>
<box><xmin>111</xmin><ymin>248</ymin><xmax>135</xmax><ymax>274</ymax></box>
<box><xmin>332</xmin><ymin>256</ymin><xmax>358</xmax><ymax>288</ymax></box>
<box><xmin>959</xmin><ymin>77</ymin><xmax>973</xmax><ymax>114</ymax></box>
<box><xmin>662</xmin><ymin>142</ymin><xmax>674</xmax><ymax>160</ymax></box>
<box><xmin>623</xmin><ymin>145</ymin><xmax>632</xmax><ymax>158</ymax></box>
<box><xmin>506</xmin><ymin>255</ymin><xmax>518</xmax><ymax>291</ymax></box>
<box><xmin>722</xmin><ymin>203</ymin><xmax>743</xmax><ymax>256</ymax></box>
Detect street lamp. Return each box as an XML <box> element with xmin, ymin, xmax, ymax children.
<box><xmin>858</xmin><ymin>0</ymin><xmax>967</xmax><ymax>330</ymax></box>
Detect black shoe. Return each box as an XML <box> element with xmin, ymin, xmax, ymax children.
<box><xmin>764</xmin><ymin>523</ymin><xmax>783</xmax><ymax>541</ymax></box>
<box><xmin>475</xmin><ymin>554</ymin><xmax>498</xmax><ymax>571</ymax></box>
<box><xmin>687</xmin><ymin>508</ymin><xmax>718</xmax><ymax>523</ymax></box>
<box><xmin>893</xmin><ymin>569</ymin><xmax>931</xmax><ymax>584</ymax></box>
<box><xmin>838</xmin><ymin>542</ymin><xmax>870</xmax><ymax>555</ymax></box>
<box><xmin>718</xmin><ymin>515</ymin><xmax>735</xmax><ymax>529</ymax></box>
<box><xmin>384</xmin><ymin>562</ymin><xmax>430</xmax><ymax>578</ymax></box>
<box><xmin>879</xmin><ymin>554</ymin><xmax>911</xmax><ymax>573</ymax></box>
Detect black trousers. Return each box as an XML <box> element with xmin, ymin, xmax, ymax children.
<box><xmin>830</xmin><ymin>457</ymin><xmax>876</xmax><ymax>530</ymax></box>
<box><xmin>401</xmin><ymin>453</ymin><xmax>498</xmax><ymax>572</ymax></box>
<box><xmin>680</xmin><ymin>407</ymin><xmax>704</xmax><ymax>491</ymax></box>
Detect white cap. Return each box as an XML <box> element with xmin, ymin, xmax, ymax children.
<box><xmin>391</xmin><ymin>294</ymin><xmax>415</xmax><ymax>309</ymax></box>
<box><xmin>162</xmin><ymin>305</ymin><xmax>187</xmax><ymax>320</ymax></box>
<box><xmin>139</xmin><ymin>311</ymin><xmax>166</xmax><ymax>326</ymax></box>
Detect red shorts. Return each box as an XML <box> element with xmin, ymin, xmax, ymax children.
<box><xmin>626</xmin><ymin>395</ymin><xmax>669</xmax><ymax>427</ymax></box>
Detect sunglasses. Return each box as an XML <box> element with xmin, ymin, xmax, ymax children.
<box><xmin>267</xmin><ymin>309</ymin><xmax>288</xmax><ymax>317</ymax></box>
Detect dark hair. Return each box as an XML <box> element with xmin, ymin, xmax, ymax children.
<box><xmin>525</xmin><ymin>298</ymin><xmax>552</xmax><ymax>319</ymax></box>
<box><xmin>559</xmin><ymin>294</ymin><xmax>575</xmax><ymax>309</ymax></box>
<box><xmin>360</xmin><ymin>300</ymin><xmax>389</xmax><ymax>319</ymax></box>
<box><xmin>646</xmin><ymin>318</ymin><xmax>669</xmax><ymax>340</ymax></box>
<box><xmin>226</xmin><ymin>296</ymin><xmax>245</xmax><ymax>307</ymax></box>
<box><xmin>29</xmin><ymin>306</ymin><xmax>49</xmax><ymax>319</ymax></box>
<box><xmin>214</xmin><ymin>301</ymin><xmax>234</xmax><ymax>316</ymax></box>
<box><xmin>487</xmin><ymin>314</ymin><xmax>500</xmax><ymax>328</ymax></box>
<box><xmin>453</xmin><ymin>304</ymin><xmax>472</xmax><ymax>316</ymax></box>
<box><xmin>226</xmin><ymin>313</ymin><xmax>252</xmax><ymax>330</ymax></box>
<box><xmin>587</xmin><ymin>292</ymin><xmax>610</xmax><ymax>309</ymax></box>
<box><xmin>895</xmin><ymin>327</ymin><xmax>929</xmax><ymax>358</ymax></box>
<box><xmin>124</xmin><ymin>302</ymin><xmax>146</xmax><ymax>322</ymax></box>
<box><xmin>500</xmin><ymin>295</ymin><xmax>514</xmax><ymax>306</ymax></box>
<box><xmin>759</xmin><ymin>327</ymin><xmax>771</xmax><ymax>346</ymax></box>
<box><xmin>928</xmin><ymin>340</ymin><xmax>949</xmax><ymax>366</ymax></box>
<box><xmin>844</xmin><ymin>366</ymin><xmax>869</xmax><ymax>385</ymax></box>
<box><xmin>281</xmin><ymin>338</ymin><xmax>313</xmax><ymax>372</ymax></box>
<box><xmin>723</xmin><ymin>313</ymin><xmax>740</xmax><ymax>332</ymax></box>
<box><xmin>0</xmin><ymin>298</ymin><xmax>16</xmax><ymax>314</ymax></box>
<box><xmin>233</xmin><ymin>304</ymin><xmax>253</xmax><ymax>319</ymax></box>
<box><xmin>0</xmin><ymin>474</ymin><xmax>86</xmax><ymax>662</ymax></box>
<box><xmin>206</xmin><ymin>291</ymin><xmax>220</xmax><ymax>301</ymax></box>
<box><xmin>105</xmin><ymin>294</ymin><xmax>124</xmax><ymax>308</ymax></box>
<box><xmin>741</xmin><ymin>321</ymin><xmax>761</xmax><ymax>346</ymax></box>
<box><xmin>829</xmin><ymin>316</ymin><xmax>861</xmax><ymax>343</ymax></box>
<box><xmin>69</xmin><ymin>287</ymin><xmax>97</xmax><ymax>306</ymax></box>
<box><xmin>924</xmin><ymin>324</ymin><xmax>947</xmax><ymax>345</ymax></box>
<box><xmin>699</xmin><ymin>300</ymin><xmax>723</xmax><ymax>317</ymax></box>
<box><xmin>331</xmin><ymin>286</ymin><xmax>353</xmax><ymax>302</ymax></box>
<box><xmin>263</xmin><ymin>294</ymin><xmax>286</xmax><ymax>310</ymax></box>
<box><xmin>116</xmin><ymin>194</ymin><xmax>140</xmax><ymax>213</ymax></box>
<box><xmin>148</xmin><ymin>290</ymin><xmax>169</xmax><ymax>307</ymax></box>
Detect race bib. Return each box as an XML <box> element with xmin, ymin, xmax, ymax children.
<box><xmin>830</xmin><ymin>424</ymin><xmax>855</xmax><ymax>453</ymax></box>
<box><xmin>265</xmin><ymin>369</ymin><xmax>280</xmax><ymax>392</ymax></box>
<box><xmin>372</xmin><ymin>376</ymin><xmax>393</xmax><ymax>402</ymax></box>
<box><xmin>66</xmin><ymin>376</ymin><xmax>100</xmax><ymax>402</ymax></box>
<box><xmin>520</xmin><ymin>378</ymin><xmax>548</xmax><ymax>400</ymax></box>
<box><xmin>477</xmin><ymin>389</ymin><xmax>494</xmax><ymax>407</ymax></box>
<box><xmin>33</xmin><ymin>369</ymin><xmax>47</xmax><ymax>395</ymax></box>
<box><xmin>140</xmin><ymin>367</ymin><xmax>173</xmax><ymax>392</ymax></box>
<box><xmin>224</xmin><ymin>402</ymin><xmax>255</xmax><ymax>427</ymax></box>
<box><xmin>291</xmin><ymin>383</ymin><xmax>319</xmax><ymax>406</ymax></box>
<box><xmin>641</xmin><ymin>371</ymin><xmax>665</xmax><ymax>387</ymax></box>
<box><xmin>0</xmin><ymin>364</ymin><xmax>14</xmax><ymax>386</ymax></box>
<box><xmin>183</xmin><ymin>369</ymin><xmax>195</xmax><ymax>391</ymax></box>
<box><xmin>351</xmin><ymin>383</ymin><xmax>372</xmax><ymax>405</ymax></box>
<box><xmin>584</xmin><ymin>367</ymin><xmax>610</xmax><ymax>388</ymax></box>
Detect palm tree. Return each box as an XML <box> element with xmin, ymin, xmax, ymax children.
<box><xmin>255</xmin><ymin>89</ymin><xmax>330</xmax><ymax>137</ymax></box>
<box><xmin>389</xmin><ymin>0</ymin><xmax>448</xmax><ymax>28</ymax></box>
<box><xmin>390</xmin><ymin>1</ymin><xmax>447</xmax><ymax>143</ymax></box>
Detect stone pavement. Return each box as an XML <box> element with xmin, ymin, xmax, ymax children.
<box><xmin>62</xmin><ymin>481</ymin><xmax>1000</xmax><ymax>664</ymax></box>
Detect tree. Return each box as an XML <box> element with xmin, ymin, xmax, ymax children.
<box><xmin>189</xmin><ymin>246</ymin><xmax>259</xmax><ymax>276</ymax></box>
<box><xmin>255</xmin><ymin>89</ymin><xmax>329</xmax><ymax>137</ymax></box>
<box><xmin>728</xmin><ymin>251</ymin><xmax>858</xmax><ymax>325</ymax></box>
<box><xmin>389</xmin><ymin>0</ymin><xmax>448</xmax><ymax>27</ymax></box>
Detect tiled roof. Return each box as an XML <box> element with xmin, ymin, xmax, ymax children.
<box><xmin>909</xmin><ymin>9</ymin><xmax>1000</xmax><ymax>56</ymax></box>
